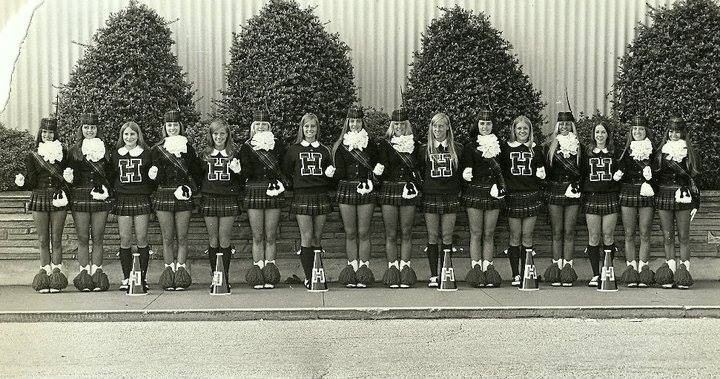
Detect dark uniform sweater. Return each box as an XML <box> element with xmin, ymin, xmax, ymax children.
<box><xmin>375</xmin><ymin>138</ymin><xmax>420</xmax><ymax>183</ymax></box>
<box><xmin>500</xmin><ymin>142</ymin><xmax>545</xmax><ymax>192</ymax></box>
<box><xmin>199</xmin><ymin>149</ymin><xmax>244</xmax><ymax>195</ymax></box>
<box><xmin>149</xmin><ymin>139</ymin><xmax>202</xmax><ymax>189</ymax></box>
<box><xmin>333</xmin><ymin>138</ymin><xmax>378</xmax><ymax>181</ymax></box>
<box><xmin>580</xmin><ymin>147</ymin><xmax>619</xmax><ymax>193</ymax></box>
<box><xmin>417</xmin><ymin>143</ymin><xmax>463</xmax><ymax>195</ymax></box>
<box><xmin>109</xmin><ymin>146</ymin><xmax>154</xmax><ymax>195</ymax></box>
<box><xmin>282</xmin><ymin>141</ymin><xmax>334</xmax><ymax>194</ymax></box>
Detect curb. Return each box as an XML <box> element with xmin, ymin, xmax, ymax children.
<box><xmin>3</xmin><ymin>306</ymin><xmax>720</xmax><ymax>322</ymax></box>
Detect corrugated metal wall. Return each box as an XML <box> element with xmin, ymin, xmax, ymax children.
<box><xmin>1</xmin><ymin>0</ymin><xmax>679</xmax><ymax>134</ymax></box>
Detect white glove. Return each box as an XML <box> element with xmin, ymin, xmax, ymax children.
<box><xmin>640</xmin><ymin>182</ymin><xmax>654</xmax><ymax>197</ymax></box>
<box><xmin>613</xmin><ymin>170</ymin><xmax>624</xmax><ymax>181</ymax></box>
<box><xmin>148</xmin><ymin>166</ymin><xmax>158</xmax><ymax>180</ymax></box>
<box><xmin>52</xmin><ymin>190</ymin><xmax>68</xmax><ymax>207</ymax></box>
<box><xmin>229</xmin><ymin>158</ymin><xmax>242</xmax><ymax>174</ymax></box>
<box><xmin>372</xmin><ymin>163</ymin><xmax>385</xmax><ymax>176</ymax></box>
<box><xmin>324</xmin><ymin>165</ymin><xmax>335</xmax><ymax>178</ymax></box>
<box><xmin>490</xmin><ymin>183</ymin><xmax>505</xmax><ymax>199</ymax></box>
<box><xmin>675</xmin><ymin>187</ymin><xmax>692</xmax><ymax>203</ymax></box>
<box><xmin>63</xmin><ymin>168</ymin><xmax>74</xmax><ymax>183</ymax></box>
<box><xmin>366</xmin><ymin>179</ymin><xmax>373</xmax><ymax>193</ymax></box>
<box><xmin>90</xmin><ymin>185</ymin><xmax>109</xmax><ymax>201</ymax></box>
<box><xmin>565</xmin><ymin>183</ymin><xmax>581</xmax><ymax>198</ymax></box>
<box><xmin>643</xmin><ymin>166</ymin><xmax>652</xmax><ymax>181</ymax></box>
<box><xmin>535</xmin><ymin>166</ymin><xmax>546</xmax><ymax>180</ymax></box>
<box><xmin>690</xmin><ymin>208</ymin><xmax>697</xmax><ymax>221</ymax></box>
<box><xmin>174</xmin><ymin>185</ymin><xmax>192</xmax><ymax>200</ymax></box>
<box><xmin>14</xmin><ymin>174</ymin><xmax>25</xmax><ymax>187</ymax></box>
<box><xmin>462</xmin><ymin>167</ymin><xmax>473</xmax><ymax>182</ymax></box>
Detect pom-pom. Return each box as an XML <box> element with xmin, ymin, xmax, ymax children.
<box><xmin>638</xmin><ymin>265</ymin><xmax>655</xmax><ymax>287</ymax></box>
<box><xmin>382</xmin><ymin>266</ymin><xmax>401</xmax><ymax>288</ymax></box>
<box><xmin>400</xmin><ymin>265</ymin><xmax>417</xmax><ymax>288</ymax></box>
<box><xmin>91</xmin><ymin>268</ymin><xmax>110</xmax><ymax>291</ymax></box>
<box><xmin>163</xmin><ymin>135</ymin><xmax>188</xmax><ymax>157</ymax></box>
<box><xmin>49</xmin><ymin>268</ymin><xmax>68</xmax><ymax>291</ymax></box>
<box><xmin>629</xmin><ymin>139</ymin><xmax>653</xmax><ymax>161</ymax></box>
<box><xmin>565</xmin><ymin>183</ymin><xmax>581</xmax><ymax>198</ymax></box>
<box><xmin>342</xmin><ymin>129</ymin><xmax>369</xmax><ymax>151</ymax></box>
<box><xmin>674</xmin><ymin>263</ymin><xmax>694</xmax><ymax>289</ymax></box>
<box><xmin>543</xmin><ymin>264</ymin><xmax>561</xmax><ymax>284</ymax></box>
<box><xmin>245</xmin><ymin>265</ymin><xmax>265</xmax><ymax>289</ymax></box>
<box><xmin>465</xmin><ymin>265</ymin><xmax>485</xmax><ymax>288</ymax></box>
<box><xmin>654</xmin><ymin>263</ymin><xmax>674</xmax><ymax>288</ymax></box>
<box><xmin>476</xmin><ymin>134</ymin><xmax>501</xmax><ymax>158</ymax></box>
<box><xmin>484</xmin><ymin>264</ymin><xmax>502</xmax><ymax>287</ymax></box>
<box><xmin>52</xmin><ymin>190</ymin><xmax>68</xmax><ymax>207</ymax></box>
<box><xmin>158</xmin><ymin>266</ymin><xmax>175</xmax><ymax>290</ymax></box>
<box><xmin>356</xmin><ymin>266</ymin><xmax>375</xmax><ymax>287</ymax></box>
<box><xmin>174</xmin><ymin>265</ymin><xmax>192</xmax><ymax>290</ymax></box>
<box><xmin>559</xmin><ymin>264</ymin><xmax>578</xmax><ymax>284</ymax></box>
<box><xmin>81</xmin><ymin>138</ymin><xmax>106</xmax><ymax>162</ymax></box>
<box><xmin>620</xmin><ymin>266</ymin><xmax>639</xmax><ymax>287</ymax></box>
<box><xmin>556</xmin><ymin>133</ymin><xmax>579</xmax><ymax>157</ymax></box>
<box><xmin>73</xmin><ymin>269</ymin><xmax>94</xmax><ymax>292</ymax></box>
<box><xmin>32</xmin><ymin>269</ymin><xmax>50</xmax><ymax>293</ymax></box>
<box><xmin>262</xmin><ymin>262</ymin><xmax>281</xmax><ymax>286</ymax></box>
<box><xmin>338</xmin><ymin>264</ymin><xmax>357</xmax><ymax>287</ymax></box>
<box><xmin>174</xmin><ymin>185</ymin><xmax>192</xmax><ymax>200</ymax></box>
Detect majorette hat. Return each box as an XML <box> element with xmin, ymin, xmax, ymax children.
<box><xmin>40</xmin><ymin>118</ymin><xmax>58</xmax><ymax>131</ymax></box>
<box><xmin>164</xmin><ymin>110</ymin><xmax>181</xmax><ymax>123</ymax></box>
<box><xmin>557</xmin><ymin>111</ymin><xmax>575</xmax><ymax>122</ymax></box>
<box><xmin>668</xmin><ymin>117</ymin><xmax>686</xmax><ymax>131</ymax></box>
<box><xmin>391</xmin><ymin>108</ymin><xmax>408</xmax><ymax>122</ymax></box>
<box><xmin>347</xmin><ymin>105</ymin><xmax>364</xmax><ymax>119</ymax></box>
<box><xmin>80</xmin><ymin>113</ymin><xmax>98</xmax><ymax>125</ymax></box>
<box><xmin>253</xmin><ymin>109</ymin><xmax>270</xmax><ymax>122</ymax></box>
<box><xmin>631</xmin><ymin>115</ymin><xmax>648</xmax><ymax>127</ymax></box>
<box><xmin>477</xmin><ymin>109</ymin><xmax>493</xmax><ymax>122</ymax></box>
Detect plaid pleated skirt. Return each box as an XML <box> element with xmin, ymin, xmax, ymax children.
<box><xmin>243</xmin><ymin>181</ymin><xmax>285</xmax><ymax>209</ymax></box>
<box><xmin>376</xmin><ymin>181</ymin><xmax>419</xmax><ymax>207</ymax></box>
<box><xmin>335</xmin><ymin>180</ymin><xmax>376</xmax><ymax>205</ymax></box>
<box><xmin>70</xmin><ymin>186</ymin><xmax>113</xmax><ymax>213</ymax></box>
<box><xmin>505</xmin><ymin>190</ymin><xmax>543</xmax><ymax>218</ymax></box>
<box><xmin>113</xmin><ymin>193</ymin><xmax>153</xmax><ymax>216</ymax></box>
<box><xmin>291</xmin><ymin>191</ymin><xmax>333</xmax><ymax>216</ymax></box>
<box><xmin>545</xmin><ymin>181</ymin><xmax>581</xmax><ymax>206</ymax></box>
<box><xmin>582</xmin><ymin>192</ymin><xmax>620</xmax><ymax>215</ymax></box>
<box><xmin>619</xmin><ymin>183</ymin><xmax>654</xmax><ymax>208</ymax></box>
<box><xmin>153</xmin><ymin>186</ymin><xmax>194</xmax><ymax>212</ymax></box>
<box><xmin>199</xmin><ymin>193</ymin><xmax>240</xmax><ymax>217</ymax></box>
<box><xmin>422</xmin><ymin>193</ymin><xmax>460</xmax><ymax>215</ymax></box>
<box><xmin>28</xmin><ymin>188</ymin><xmax>69</xmax><ymax>212</ymax></box>
<box><xmin>461</xmin><ymin>183</ymin><xmax>503</xmax><ymax>210</ymax></box>
<box><xmin>655</xmin><ymin>185</ymin><xmax>695</xmax><ymax>211</ymax></box>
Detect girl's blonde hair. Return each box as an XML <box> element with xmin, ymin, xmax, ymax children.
<box><xmin>294</xmin><ymin>113</ymin><xmax>320</xmax><ymax>144</ymax></box>
<box><xmin>385</xmin><ymin>120</ymin><xmax>413</xmax><ymax>139</ymax></box>
<box><xmin>115</xmin><ymin>121</ymin><xmax>149</xmax><ymax>150</ymax></box>
<box><xmin>426</xmin><ymin>113</ymin><xmax>458</xmax><ymax>168</ymax></box>
<box><xmin>202</xmin><ymin>119</ymin><xmax>235</xmax><ymax>162</ymax></box>
<box><xmin>509</xmin><ymin>115</ymin><xmax>535</xmax><ymax>157</ymax></box>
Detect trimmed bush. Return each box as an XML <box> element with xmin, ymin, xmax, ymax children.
<box><xmin>574</xmin><ymin>111</ymin><xmax>626</xmax><ymax>150</ymax></box>
<box><xmin>363</xmin><ymin>107</ymin><xmax>390</xmax><ymax>140</ymax></box>
<box><xmin>56</xmin><ymin>1</ymin><xmax>199</xmax><ymax>146</ymax></box>
<box><xmin>216</xmin><ymin>0</ymin><xmax>357</xmax><ymax>147</ymax></box>
<box><xmin>0</xmin><ymin>123</ymin><xmax>35</xmax><ymax>191</ymax></box>
<box><xmin>613</xmin><ymin>0</ymin><xmax>720</xmax><ymax>188</ymax></box>
<box><xmin>404</xmin><ymin>6</ymin><xmax>544</xmax><ymax>145</ymax></box>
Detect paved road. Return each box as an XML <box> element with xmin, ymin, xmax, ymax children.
<box><xmin>1</xmin><ymin>319</ymin><xmax>717</xmax><ymax>377</ymax></box>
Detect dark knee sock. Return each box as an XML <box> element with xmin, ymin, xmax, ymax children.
<box><xmin>588</xmin><ymin>245</ymin><xmax>601</xmax><ymax>277</ymax></box>
<box><xmin>119</xmin><ymin>248</ymin><xmax>132</xmax><ymax>279</ymax></box>
<box><xmin>208</xmin><ymin>246</ymin><xmax>218</xmax><ymax>274</ymax></box>
<box><xmin>220</xmin><ymin>246</ymin><xmax>232</xmax><ymax>274</ymax></box>
<box><xmin>300</xmin><ymin>246</ymin><xmax>313</xmax><ymax>280</ymax></box>
<box><xmin>137</xmin><ymin>246</ymin><xmax>150</xmax><ymax>283</ymax></box>
<box><xmin>426</xmin><ymin>244</ymin><xmax>439</xmax><ymax>277</ymax></box>
<box><xmin>508</xmin><ymin>246</ymin><xmax>520</xmax><ymax>277</ymax></box>
<box><xmin>603</xmin><ymin>244</ymin><xmax>616</xmax><ymax>262</ymax></box>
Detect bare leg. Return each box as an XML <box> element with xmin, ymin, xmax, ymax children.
<box><xmin>382</xmin><ymin>205</ymin><xmax>399</xmax><ymax>262</ymax></box>
<box><xmin>118</xmin><ymin>215</ymin><xmax>134</xmax><ymax>249</ymax></box>
<box><xmin>218</xmin><ymin>216</ymin><xmax>235</xmax><ymax>249</ymax></box>
<box><xmin>49</xmin><ymin>210</ymin><xmax>66</xmax><ymax>264</ymax></box>
<box><xmin>621</xmin><ymin>207</ymin><xmax>638</xmax><ymax>261</ymax></box>
<box><xmin>339</xmin><ymin>204</ymin><xmax>358</xmax><ymax>261</ymax></box>
<box><xmin>357</xmin><ymin>203</ymin><xmax>375</xmax><ymax>261</ymax></box>
<box><xmin>467</xmin><ymin>208</ymin><xmax>484</xmax><ymax>262</ymax></box>
<box><xmin>520</xmin><ymin>216</ymin><xmax>537</xmax><ymax>247</ymax></box>
<box><xmin>312</xmin><ymin>215</ymin><xmax>327</xmax><ymax>247</ymax></box>
<box><xmin>548</xmin><ymin>205</ymin><xmax>564</xmax><ymax>260</ymax></box>
<box><xmin>174</xmin><ymin>210</ymin><xmax>192</xmax><ymax>264</ymax></box>
<box><xmin>601</xmin><ymin>213</ymin><xmax>618</xmax><ymax>246</ymax></box>
<box><xmin>637</xmin><ymin>207</ymin><xmax>654</xmax><ymax>262</ymax></box>
<box><xmin>440</xmin><ymin>213</ymin><xmax>457</xmax><ymax>245</ymax></box>
<box><xmin>156</xmin><ymin>211</ymin><xmax>176</xmax><ymax>264</ymax></box>
<box><xmin>659</xmin><ymin>210</ymin><xmax>676</xmax><ymax>260</ymax></box>
<box><xmin>90</xmin><ymin>211</ymin><xmax>108</xmax><ymax>266</ymax></box>
<box><xmin>399</xmin><ymin>206</ymin><xmax>415</xmax><ymax>262</ymax></box>
<box><xmin>676</xmin><ymin>209</ymin><xmax>691</xmax><ymax>261</ymax></box>
<box><xmin>264</xmin><ymin>209</ymin><xmax>281</xmax><ymax>260</ymax></box>
<box><xmin>247</xmin><ymin>209</ymin><xmax>265</xmax><ymax>261</ymax></box>
<box><xmin>563</xmin><ymin>205</ymin><xmax>579</xmax><ymax>261</ymax></box>
<box><xmin>73</xmin><ymin>211</ymin><xmax>91</xmax><ymax>267</ymax></box>
<box><xmin>482</xmin><ymin>209</ymin><xmax>500</xmax><ymax>261</ymax></box>
<box><xmin>33</xmin><ymin>212</ymin><xmax>51</xmax><ymax>266</ymax></box>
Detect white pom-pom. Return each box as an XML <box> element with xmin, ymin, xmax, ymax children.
<box><xmin>613</xmin><ymin>170</ymin><xmax>624</xmax><ymax>181</ymax></box>
<box><xmin>325</xmin><ymin>165</ymin><xmax>335</xmax><ymax>178</ymax></box>
<box><xmin>462</xmin><ymin>167</ymin><xmax>473</xmax><ymax>182</ymax></box>
<box><xmin>90</xmin><ymin>185</ymin><xmax>109</xmax><ymax>200</ymax></box>
<box><xmin>373</xmin><ymin>163</ymin><xmax>384</xmax><ymax>176</ymax></box>
<box><xmin>565</xmin><ymin>184</ymin><xmax>581</xmax><ymax>198</ymax></box>
<box><xmin>174</xmin><ymin>185</ymin><xmax>192</xmax><ymax>200</ymax></box>
<box><xmin>15</xmin><ymin>174</ymin><xmax>24</xmax><ymax>187</ymax></box>
<box><xmin>535</xmin><ymin>167</ymin><xmax>546</xmax><ymax>179</ymax></box>
<box><xmin>148</xmin><ymin>166</ymin><xmax>158</xmax><ymax>180</ymax></box>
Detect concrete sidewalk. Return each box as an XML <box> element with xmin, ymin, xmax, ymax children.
<box><xmin>2</xmin><ymin>281</ymin><xmax>720</xmax><ymax>322</ymax></box>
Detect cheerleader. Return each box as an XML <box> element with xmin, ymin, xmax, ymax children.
<box><xmin>110</xmin><ymin>122</ymin><xmax>153</xmax><ymax>291</ymax></box>
<box><xmin>15</xmin><ymin>117</ymin><xmax>71</xmax><ymax>293</ymax></box>
<box><xmin>460</xmin><ymin>110</ymin><xmax>505</xmax><ymax>287</ymax></box>
<box><xmin>149</xmin><ymin>110</ymin><xmax>201</xmax><ymax>291</ymax></box>
<box><xmin>653</xmin><ymin>117</ymin><xmax>699</xmax><ymax>289</ymax></box>
<box><xmin>199</xmin><ymin>119</ymin><xmax>243</xmax><ymax>290</ymax></box>
<box><xmin>240</xmin><ymin>110</ymin><xmax>286</xmax><ymax>289</ymax></box>
<box><xmin>334</xmin><ymin>106</ymin><xmax>378</xmax><ymax>288</ymax></box>
<box><xmin>376</xmin><ymin>108</ymin><xmax>420</xmax><ymax>288</ymax></box>
<box><xmin>581</xmin><ymin>123</ymin><xmax>620</xmax><ymax>287</ymax></box>
<box><xmin>67</xmin><ymin>113</ymin><xmax>113</xmax><ymax>292</ymax></box>
<box><xmin>614</xmin><ymin>116</ymin><xmax>656</xmax><ymax>287</ymax></box>
<box><xmin>419</xmin><ymin>112</ymin><xmax>462</xmax><ymax>287</ymax></box>
<box><xmin>282</xmin><ymin>113</ymin><xmax>335</xmax><ymax>289</ymax></box>
<box><xmin>543</xmin><ymin>111</ymin><xmax>582</xmax><ymax>287</ymax></box>
<box><xmin>500</xmin><ymin>116</ymin><xmax>546</xmax><ymax>287</ymax></box>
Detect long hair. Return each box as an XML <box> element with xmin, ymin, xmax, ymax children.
<box><xmin>35</xmin><ymin>127</ymin><xmax>60</xmax><ymax>146</ymax></box>
<box><xmin>509</xmin><ymin>115</ymin><xmax>535</xmax><ymax>158</ymax></box>
<box><xmin>588</xmin><ymin>123</ymin><xmax>615</xmax><ymax>154</ymax></box>
<box><xmin>619</xmin><ymin>123</ymin><xmax>653</xmax><ymax>161</ymax></box>
<box><xmin>544</xmin><ymin>121</ymin><xmax>579</xmax><ymax>166</ymax></box>
<box><xmin>294</xmin><ymin>113</ymin><xmax>320</xmax><ymax>144</ymax></box>
<box><xmin>656</xmin><ymin>126</ymin><xmax>698</xmax><ymax>176</ymax></box>
<box><xmin>384</xmin><ymin>120</ymin><xmax>413</xmax><ymax>140</ymax></box>
<box><xmin>161</xmin><ymin>121</ymin><xmax>185</xmax><ymax>138</ymax></box>
<box><xmin>426</xmin><ymin>113</ymin><xmax>458</xmax><ymax>169</ymax></box>
<box><xmin>115</xmin><ymin>121</ymin><xmax>149</xmax><ymax>150</ymax></box>
<box><xmin>202</xmin><ymin>119</ymin><xmax>235</xmax><ymax>162</ymax></box>
<box><xmin>249</xmin><ymin>120</ymin><xmax>272</xmax><ymax>139</ymax></box>
<box><xmin>71</xmin><ymin>123</ymin><xmax>105</xmax><ymax>161</ymax></box>
<box><xmin>332</xmin><ymin>117</ymin><xmax>365</xmax><ymax>157</ymax></box>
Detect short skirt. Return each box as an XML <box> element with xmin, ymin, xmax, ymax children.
<box><xmin>243</xmin><ymin>181</ymin><xmax>286</xmax><ymax>210</ymax></box>
<box><xmin>335</xmin><ymin>180</ymin><xmax>376</xmax><ymax>205</ymax></box>
<box><xmin>113</xmin><ymin>193</ymin><xmax>153</xmax><ymax>216</ymax></box>
<box><xmin>153</xmin><ymin>186</ymin><xmax>194</xmax><ymax>212</ymax></box>
<box><xmin>505</xmin><ymin>190</ymin><xmax>543</xmax><ymax>219</ymax></box>
<box><xmin>291</xmin><ymin>191</ymin><xmax>333</xmax><ymax>216</ymax></box>
<box><xmin>461</xmin><ymin>183</ymin><xmax>503</xmax><ymax>210</ymax></box>
<box><xmin>28</xmin><ymin>188</ymin><xmax>69</xmax><ymax>212</ymax></box>
<box><xmin>655</xmin><ymin>185</ymin><xmax>695</xmax><ymax>211</ymax></box>
<box><xmin>619</xmin><ymin>183</ymin><xmax>654</xmax><ymax>208</ymax></box>
<box><xmin>582</xmin><ymin>192</ymin><xmax>620</xmax><ymax>215</ymax></box>
<box><xmin>199</xmin><ymin>194</ymin><xmax>240</xmax><ymax>217</ymax></box>
<box><xmin>376</xmin><ymin>181</ymin><xmax>420</xmax><ymax>207</ymax></box>
<box><xmin>70</xmin><ymin>186</ymin><xmax>113</xmax><ymax>213</ymax></box>
<box><xmin>545</xmin><ymin>181</ymin><xmax>582</xmax><ymax>206</ymax></box>
<box><xmin>422</xmin><ymin>193</ymin><xmax>460</xmax><ymax>215</ymax></box>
